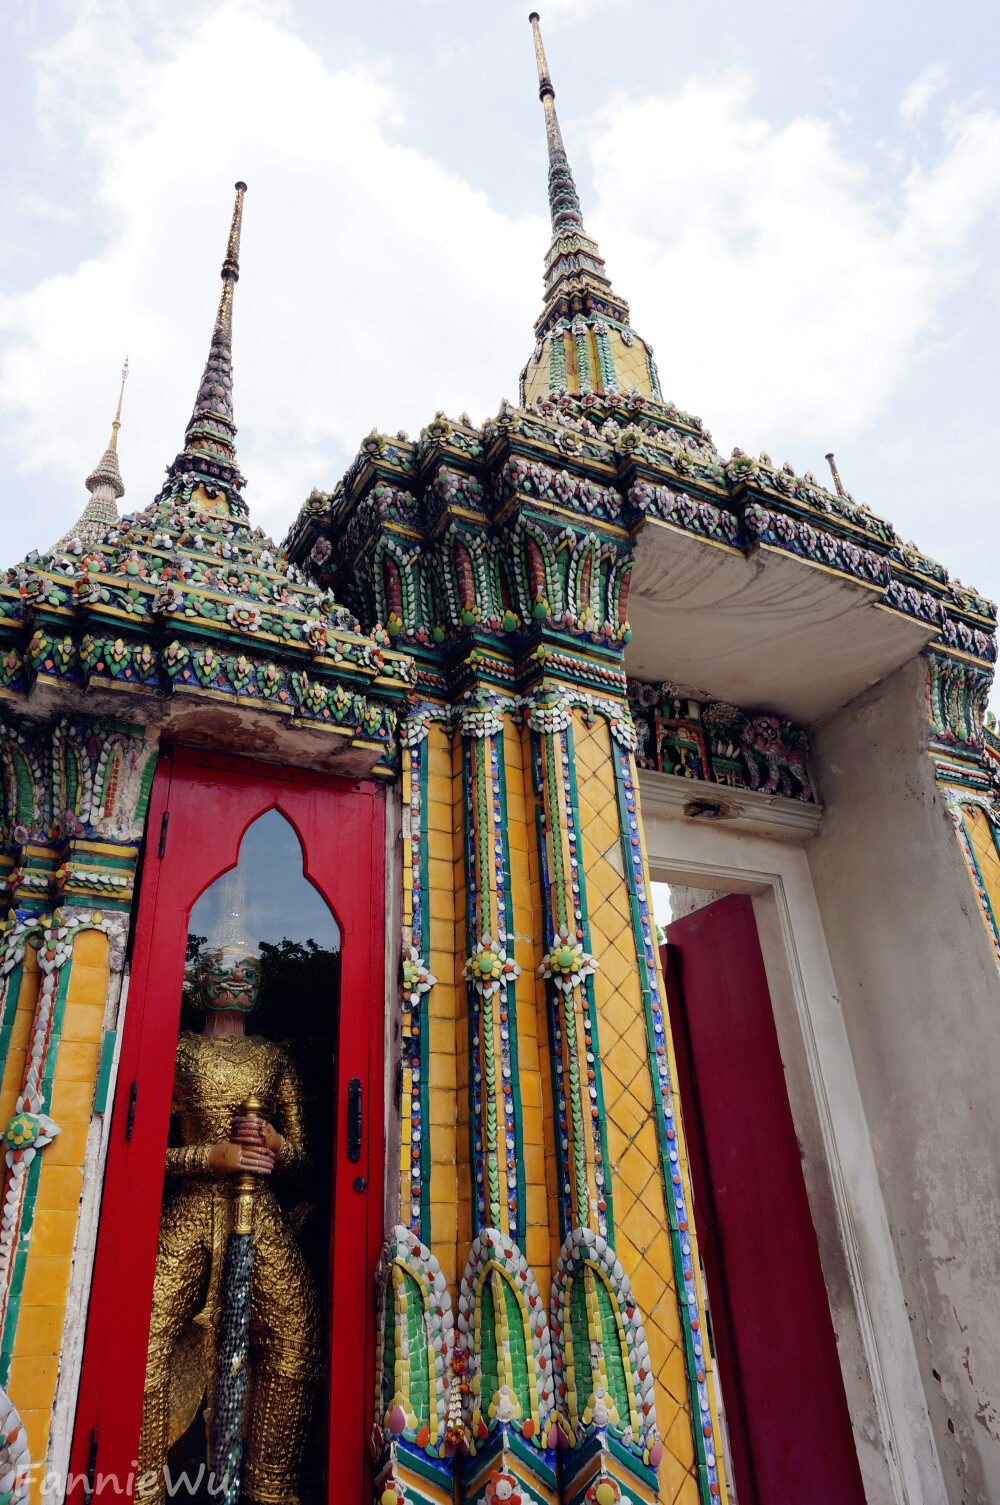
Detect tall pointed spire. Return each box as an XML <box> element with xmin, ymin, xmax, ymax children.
<box><xmin>54</xmin><ymin>358</ymin><xmax>129</xmax><ymax>549</ymax></box>
<box><xmin>160</xmin><ymin>181</ymin><xmax>249</xmax><ymax>518</ymax></box>
<box><xmin>522</xmin><ymin>15</ymin><xmax>662</xmax><ymax>407</ymax></box>
<box><xmin>529</xmin><ymin>12</ymin><xmax>584</xmax><ymax>235</ymax></box>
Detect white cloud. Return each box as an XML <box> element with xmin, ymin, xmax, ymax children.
<box><xmin>2</xmin><ymin>8</ymin><xmax>999</xmax><ymax>567</ymax></box>
<box><xmin>0</xmin><ymin>1</ymin><xmax>541</xmax><ymax>557</ymax></box>
<box><xmin>900</xmin><ymin>63</ymin><xmax>949</xmax><ymax>123</ymax></box>
<box><xmin>584</xmin><ymin>71</ymin><xmax>1000</xmax><ymax>457</ymax></box>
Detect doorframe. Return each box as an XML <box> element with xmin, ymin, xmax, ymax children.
<box><xmin>66</xmin><ymin>746</ymin><xmax>386</xmax><ymax>1502</ymax></box>
<box><xmin>637</xmin><ymin>769</ymin><xmax>945</xmax><ymax>1505</ymax></box>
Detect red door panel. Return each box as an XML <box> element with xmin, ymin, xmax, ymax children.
<box><xmin>69</xmin><ymin>747</ymin><xmax>385</xmax><ymax>1501</ymax></box>
<box><xmin>662</xmin><ymin>895</ymin><xmax>865</xmax><ymax>1504</ymax></box>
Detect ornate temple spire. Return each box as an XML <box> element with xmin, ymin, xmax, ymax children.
<box><xmin>529</xmin><ymin>12</ymin><xmax>584</xmax><ymax>235</ymax></box>
<box><xmin>521</xmin><ymin>15</ymin><xmax>662</xmax><ymax>407</ymax></box>
<box><xmin>54</xmin><ymin>358</ymin><xmax>129</xmax><ymax>549</ymax></box>
<box><xmin>160</xmin><ymin>181</ymin><xmax>249</xmax><ymax>518</ymax></box>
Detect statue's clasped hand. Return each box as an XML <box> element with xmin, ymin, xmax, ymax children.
<box><xmin>208</xmin><ymin>1117</ymin><xmax>284</xmax><ymax>1177</ymax></box>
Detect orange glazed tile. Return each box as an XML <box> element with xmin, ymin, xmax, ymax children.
<box><xmin>428</xmin><ymin>985</ymin><xmax>458</xmax><ymax>1021</ymax></box>
<box><xmin>607</xmin><ymin>1090</ymin><xmax>647</xmax><ymax>1144</ymax></box>
<box><xmin>426</xmin><ymin>745</ymin><xmax>452</xmax><ymax>779</ymax></box>
<box><xmin>426</xmin><ymin>800</ymin><xmax>452</xmax><ymax>835</ymax></box>
<box><xmin>428</xmin><ymin>886</ymin><xmax>455</xmax><ymax>922</ymax></box>
<box><xmin>8</xmin><ymin>1355</ymin><xmax>57</xmax><ymax>1412</ymax></box>
<box><xmin>631</xmin><ymin>1116</ymin><xmax>660</xmax><ymax>1167</ymax></box>
<box><xmin>427</xmin><ymin>828</ymin><xmax>452</xmax><ymax>862</ymax></box>
<box><xmin>428</xmin><ymin>918</ymin><xmax>454</xmax><ymax>956</ymax></box>
<box><xmin>27</xmin><ymin>1209</ymin><xmax>78</xmax><ymax>1260</ymax></box>
<box><xmin>7</xmin><ymin>1011</ymin><xmax>33</xmax><ymax>1054</ymax></box>
<box><xmin>522</xmin><ymin>1142</ymin><xmax>546</xmax><ymax>1186</ymax></box>
<box><xmin>48</xmin><ymin>1078</ymin><xmax>94</xmax><ymax>1125</ymax></box>
<box><xmin>428</xmin><ymin>1204</ymin><xmax>455</xmax><ymax>1248</ymax></box>
<box><xmin>658</xmin><ymin>1339</ymin><xmax>690</xmax><ymax>1408</ymax></box>
<box><xmin>603</xmin><ymin>1035</ymin><xmax>643</xmax><ymax>1087</ymax></box>
<box><xmin>427</xmin><ymin>1054</ymin><xmax>456</xmax><ymax>1090</ymax></box>
<box><xmin>600</xmin><ymin>990</ymin><xmax>639</xmax><ymax>1042</ymax></box>
<box><xmin>437</xmin><ymin>1247</ymin><xmax>457</xmax><ymax>1289</ymax></box>
<box><xmin>0</xmin><ymin>1087</ymin><xmax>22</xmax><ymax>1129</ymax></box>
<box><xmin>620</xmin><ymin>1197</ymin><xmax>663</xmax><ymax>1259</ymax></box>
<box><xmin>60</xmin><ymin>1002</ymin><xmax>104</xmax><ymax>1043</ymax></box>
<box><xmin>656</xmin><ymin>1443</ymin><xmax>694</xmax><ymax>1502</ymax></box>
<box><xmin>611</xmin><ymin>1229</ymin><xmax>641</xmax><ymax>1284</ymax></box>
<box><xmin>20</xmin><ymin>1256</ymin><xmax>71</xmax><ymax>1307</ymax></box>
<box><xmin>524</xmin><ymin>1184</ymin><xmax>548</xmax><ymax>1226</ymax></box>
<box><xmin>428</xmin><ymin>1089</ymin><xmax>454</xmax><ymax>1127</ymax></box>
<box><xmin>71</xmin><ymin>930</ymin><xmax>109</xmax><ymax>969</ymax></box>
<box><xmin>643</xmin><ymin>1320</ymin><xmax>674</xmax><ymax>1384</ymax></box>
<box><xmin>427</xmin><ymin>1018</ymin><xmax>455</xmax><ymax>1056</ymax></box>
<box><xmin>430</xmin><ymin>1164</ymin><xmax>457</xmax><ymax>1203</ymax></box>
<box><xmin>11</xmin><ymin>1303</ymin><xmax>63</xmax><ymax>1358</ymax></box>
<box><xmin>427</xmin><ymin>855</ymin><xmax>454</xmax><ymax>892</ymax></box>
<box><xmin>428</xmin><ymin>1122</ymin><xmax>455</xmax><ymax>1161</ymax></box>
<box><xmin>628</xmin><ymin>1258</ymin><xmax>666</xmax><ymax>1327</ymax></box>
<box><xmin>524</xmin><ymin>1228</ymin><xmax>550</xmax><ymax>1270</ymax></box>
<box><xmin>645</xmin><ymin>1230</ymin><xmax>676</xmax><ymax>1285</ymax></box>
<box><xmin>21</xmin><ymin>1410</ymin><xmax>50</xmax><ymax>1477</ymax></box>
<box><xmin>65</xmin><ymin>965</ymin><xmax>109</xmax><ymax>1010</ymax></box>
<box><xmin>45</xmin><ymin>1123</ymin><xmax>89</xmax><ymax>1166</ymax></box>
<box><xmin>34</xmin><ymin>1164</ymin><xmax>82</xmax><ymax>1213</ymax></box>
<box><xmin>664</xmin><ymin>1402</ymin><xmax>697</xmax><ymax>1472</ymax></box>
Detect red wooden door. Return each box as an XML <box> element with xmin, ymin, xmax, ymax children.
<box><xmin>68</xmin><ymin>747</ymin><xmax>385</xmax><ymax>1502</ymax></box>
<box><xmin>662</xmin><ymin>895</ymin><xmax>865</xmax><ymax>1504</ymax></box>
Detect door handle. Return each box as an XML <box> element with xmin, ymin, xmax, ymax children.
<box><xmin>346</xmin><ymin>1076</ymin><xmax>363</xmax><ymax>1163</ymax></box>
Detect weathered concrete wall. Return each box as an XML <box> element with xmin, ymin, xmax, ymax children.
<box><xmin>809</xmin><ymin>656</ymin><xmax>1000</xmax><ymax>1505</ymax></box>
<box><xmin>640</xmin><ymin>780</ymin><xmax>942</xmax><ymax>1504</ymax></box>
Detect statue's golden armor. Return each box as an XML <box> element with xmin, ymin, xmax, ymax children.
<box><xmin>138</xmin><ymin>1032</ymin><xmax>321</xmax><ymax>1505</ymax></box>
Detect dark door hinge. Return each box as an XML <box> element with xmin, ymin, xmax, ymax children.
<box><xmin>125</xmin><ymin>1080</ymin><xmax>137</xmax><ymax>1140</ymax></box>
<box><xmin>346</xmin><ymin>1077</ymin><xmax>363</xmax><ymax>1163</ymax></box>
<box><xmin>157</xmin><ymin>811</ymin><xmax>170</xmax><ymax>858</ymax></box>
<box><xmin>85</xmin><ymin>1426</ymin><xmax>99</xmax><ymax>1500</ymax></box>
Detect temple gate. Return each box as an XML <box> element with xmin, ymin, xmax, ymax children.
<box><xmin>0</xmin><ymin>14</ymin><xmax>997</xmax><ymax>1505</ymax></box>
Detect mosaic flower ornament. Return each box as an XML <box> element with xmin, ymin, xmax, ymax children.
<box><xmin>463</xmin><ymin>934</ymin><xmax>521</xmax><ymax>998</ymax></box>
<box><xmin>400</xmin><ymin>945</ymin><xmax>436</xmax><ymax>1009</ymax></box>
<box><xmin>482</xmin><ymin>1469</ymin><xmax>522</xmax><ymax>1504</ymax></box>
<box><xmin>538</xmin><ymin>926</ymin><xmax>598</xmax><ymax>994</ymax></box>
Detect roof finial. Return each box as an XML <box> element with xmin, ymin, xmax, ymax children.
<box><xmin>522</xmin><ymin>17</ymin><xmax>664</xmax><ymax>405</ymax></box>
<box><xmin>825</xmin><ymin>451</ymin><xmax>846</xmax><ymax>497</ymax></box>
<box><xmin>53</xmin><ymin>357</ymin><xmax>129</xmax><ymax>549</ymax></box>
<box><xmin>108</xmin><ymin>355</ymin><xmax>128</xmax><ymax>456</ymax></box>
<box><xmin>528</xmin><ymin>13</ymin><xmax>583</xmax><ymax>234</ymax></box>
<box><xmin>86</xmin><ymin>356</ymin><xmax>128</xmax><ymax>499</ymax></box>
<box><xmin>162</xmin><ymin>182</ymin><xmax>249</xmax><ymax>517</ymax></box>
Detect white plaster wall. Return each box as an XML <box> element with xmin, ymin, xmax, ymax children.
<box><xmin>639</xmin><ymin>774</ymin><xmax>944</xmax><ymax>1505</ymax></box>
<box><xmin>809</xmin><ymin>657</ymin><xmax>1000</xmax><ymax>1505</ymax></box>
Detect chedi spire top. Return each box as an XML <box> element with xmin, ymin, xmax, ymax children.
<box><xmin>54</xmin><ymin>357</ymin><xmax>129</xmax><ymax>549</ymax></box>
<box><xmin>521</xmin><ymin>16</ymin><xmax>662</xmax><ymax>407</ymax></box>
<box><xmin>529</xmin><ymin>11</ymin><xmax>584</xmax><ymax>235</ymax></box>
<box><xmin>159</xmin><ymin>181</ymin><xmax>249</xmax><ymax>519</ymax></box>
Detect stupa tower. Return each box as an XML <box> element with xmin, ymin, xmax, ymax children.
<box><xmin>157</xmin><ymin>181</ymin><xmax>249</xmax><ymax>518</ymax></box>
<box><xmin>55</xmin><ymin>358</ymin><xmax>129</xmax><ymax>548</ymax></box>
<box><xmin>521</xmin><ymin>12</ymin><xmax>663</xmax><ymax>405</ymax></box>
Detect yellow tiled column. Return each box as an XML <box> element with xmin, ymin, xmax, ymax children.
<box><xmin>11</xmin><ymin>927</ymin><xmax>109</xmax><ymax>1504</ymax></box>
<box><xmin>574</xmin><ymin>713</ymin><xmax>712</xmax><ymax>1505</ymax></box>
<box><xmin>503</xmin><ymin>719</ymin><xmax>549</xmax><ymax>1294</ymax></box>
<box><xmin>0</xmin><ymin>945</ymin><xmax>41</xmax><ymax>1139</ymax></box>
<box><xmin>426</xmin><ymin>723</ymin><xmax>460</xmax><ymax>1287</ymax></box>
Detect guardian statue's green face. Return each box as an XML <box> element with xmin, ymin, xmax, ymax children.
<box><xmin>196</xmin><ymin>949</ymin><xmax>262</xmax><ymax>1012</ymax></box>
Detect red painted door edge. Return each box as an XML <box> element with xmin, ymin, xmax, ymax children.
<box><xmin>663</xmin><ymin>895</ymin><xmax>866</xmax><ymax>1504</ymax></box>
<box><xmin>68</xmin><ymin>748</ymin><xmax>385</xmax><ymax>1503</ymax></box>
<box><xmin>661</xmin><ymin>941</ymin><xmax>760</xmax><ymax>1505</ymax></box>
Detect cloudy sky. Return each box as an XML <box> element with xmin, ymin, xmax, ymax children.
<box><xmin>1</xmin><ymin>0</ymin><xmax>999</xmax><ymax>629</ymax></box>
